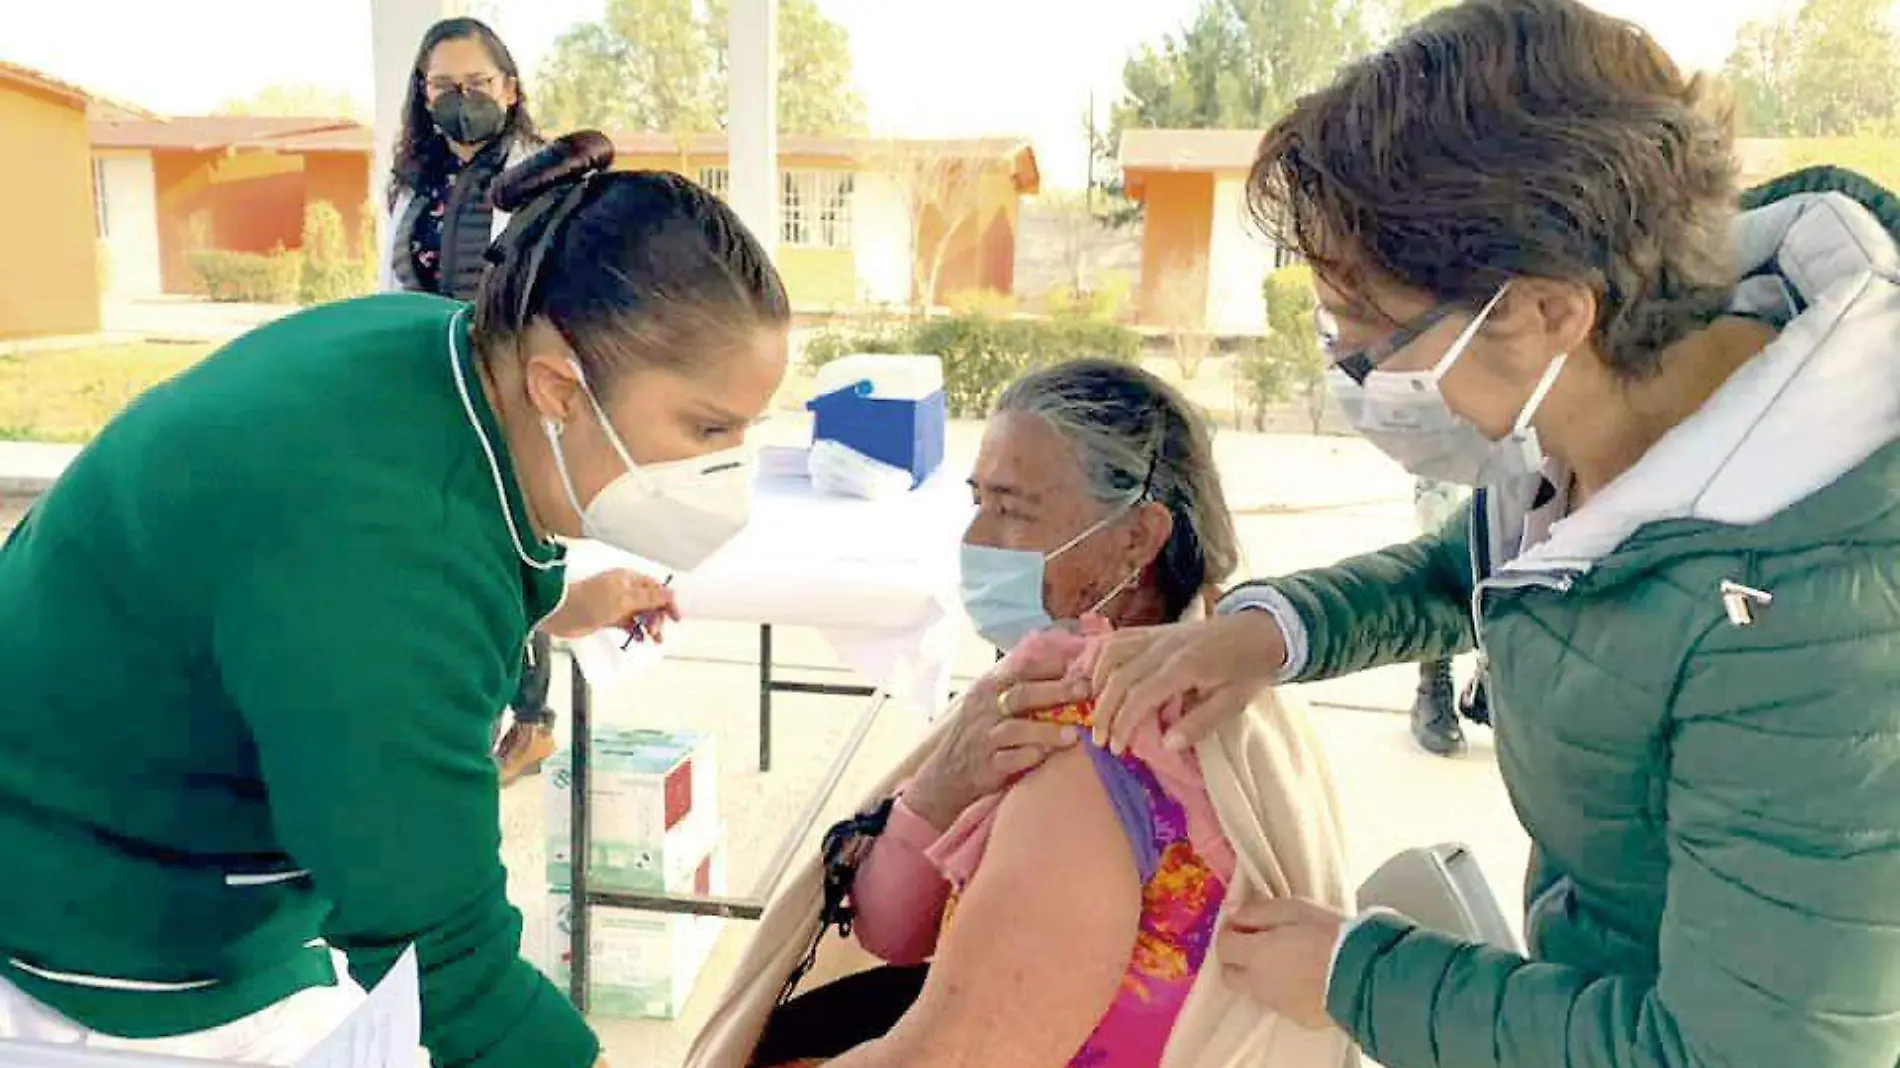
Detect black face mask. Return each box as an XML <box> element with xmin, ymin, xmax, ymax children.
<box><xmin>430</xmin><ymin>89</ymin><xmax>507</xmax><ymax>146</ymax></box>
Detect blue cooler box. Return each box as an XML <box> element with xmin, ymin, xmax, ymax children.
<box><xmin>805</xmin><ymin>354</ymin><xmax>947</xmax><ymax>488</ymax></box>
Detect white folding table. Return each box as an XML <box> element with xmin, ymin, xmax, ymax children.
<box><xmin>554</xmin><ymin>452</ymin><xmax>970</xmax><ymax>1012</ymax></box>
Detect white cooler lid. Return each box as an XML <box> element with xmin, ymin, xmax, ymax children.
<box><xmin>811</xmin><ymin>353</ymin><xmax>944</xmax><ymax>402</ymax></box>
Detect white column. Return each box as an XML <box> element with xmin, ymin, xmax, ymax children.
<box><xmin>1205</xmin><ymin>174</ymin><xmax>1272</xmax><ymax>336</ymax></box>
<box><xmin>727</xmin><ymin>0</ymin><xmax>780</xmax><ymax>255</ymax></box>
<box><xmin>370</xmin><ymin>0</ymin><xmax>464</xmax><ymax>238</ymax></box>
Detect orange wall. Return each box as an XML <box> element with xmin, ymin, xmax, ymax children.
<box><xmin>931</xmin><ymin>168</ymin><xmax>1019</xmax><ymax>299</ymax></box>
<box><xmin>153</xmin><ymin>150</ymin><xmax>373</xmax><ymax>294</ymax></box>
<box><xmin>155</xmin><ymin>151</ymin><xmax>227</xmax><ymax>293</ymax></box>
<box><xmin>304</xmin><ymin>153</ymin><xmax>373</xmax><ymax>256</ymax></box>
<box><xmin>0</xmin><ymin>80</ymin><xmax>99</xmax><ymax>339</ymax></box>
<box><xmin>1133</xmin><ymin>170</ymin><xmax>1215</xmax><ymax>329</ymax></box>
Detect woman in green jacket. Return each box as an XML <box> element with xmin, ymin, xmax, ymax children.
<box><xmin>1089</xmin><ymin>2</ymin><xmax>1900</xmax><ymax>1066</ymax></box>
<box><xmin>0</xmin><ymin>132</ymin><xmax>789</xmax><ymax>1068</ymax></box>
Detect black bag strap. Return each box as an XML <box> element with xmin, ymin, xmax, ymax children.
<box><xmin>777</xmin><ymin>796</ymin><xmax>898</xmax><ymax>1006</ymax></box>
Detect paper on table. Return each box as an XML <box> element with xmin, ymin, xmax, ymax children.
<box><xmin>565</xmin><ymin>624</ymin><xmax>671</xmax><ymax>691</ymax></box>
<box><xmin>292</xmin><ymin>948</ymin><xmax>421</xmax><ymax>1068</ymax></box>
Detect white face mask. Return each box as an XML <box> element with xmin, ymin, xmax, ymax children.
<box><xmin>543</xmin><ymin>366</ymin><xmax>754</xmax><ymax>570</ymax></box>
<box><xmin>1328</xmin><ymin>282</ymin><xmax>1568</xmax><ymax>487</ymax></box>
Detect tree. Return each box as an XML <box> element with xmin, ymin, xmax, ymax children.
<box><xmin>216</xmin><ymin>83</ymin><xmax>367</xmax><ymax>121</ymax></box>
<box><xmin>1238</xmin><ymin>264</ymin><xmax>1327</xmax><ymax>432</ymax></box>
<box><xmin>1041</xmin><ymin>184</ymin><xmax>1134</xmax><ymax>299</ymax></box>
<box><xmin>1725</xmin><ymin>15</ymin><xmax>1803</xmax><ymax>136</ymax></box>
<box><xmin>537</xmin><ymin>0</ymin><xmax>865</xmax><ymax>137</ymax></box>
<box><xmin>1085</xmin><ymin>104</ymin><xmax>1141</xmax><ymax>229</ymax></box>
<box><xmin>538</xmin><ymin>0</ymin><xmax>719</xmax><ymax>138</ymax></box>
<box><xmin>1369</xmin><ymin>0</ymin><xmax>1454</xmax><ymax>40</ymax></box>
<box><xmin>1153</xmin><ymin>262</ymin><xmax>1215</xmax><ymax>379</ymax></box>
<box><xmin>703</xmin><ymin>0</ymin><xmax>865</xmax><ymax>137</ymax></box>
<box><xmin>1094</xmin><ymin>0</ymin><xmax>1372</xmax><ymax>213</ymax></box>
<box><xmin>1115</xmin><ymin>0</ymin><xmax>1367</xmax><ymax>132</ymax></box>
<box><xmin>1723</xmin><ymin>0</ymin><xmax>1900</xmax><ymax>136</ymax></box>
<box><xmin>878</xmin><ymin>142</ymin><xmax>986</xmax><ymax>312</ymax></box>
<box><xmin>1040</xmin><ymin>189</ymin><xmax>1098</xmax><ymax>296</ymax></box>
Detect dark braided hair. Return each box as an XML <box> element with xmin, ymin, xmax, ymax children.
<box><xmin>472</xmin><ymin>131</ymin><xmax>790</xmax><ymax>390</ymax></box>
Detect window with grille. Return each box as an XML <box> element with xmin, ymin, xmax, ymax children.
<box><xmin>780</xmin><ymin>170</ymin><xmax>854</xmax><ymax>249</ymax></box>
<box><xmin>698</xmin><ymin>167</ymin><xmax>729</xmax><ymax>200</ymax></box>
<box><xmin>91</xmin><ymin>158</ymin><xmax>110</xmax><ymax>239</ymax></box>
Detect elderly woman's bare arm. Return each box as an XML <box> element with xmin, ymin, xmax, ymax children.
<box><xmin>850</xmin><ymin>656</ymin><xmax>1084</xmax><ymax>965</ymax></box>
<box><xmin>825</xmin><ymin>746</ymin><xmax>1140</xmax><ymax>1068</ymax></box>
<box><xmin>848</xmin><ymin>789</ymin><xmax>955</xmax><ymax>965</ymax></box>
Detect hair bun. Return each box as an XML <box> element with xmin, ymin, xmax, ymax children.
<box><xmin>492</xmin><ymin>131</ymin><xmax>616</xmax><ymax>213</ymax></box>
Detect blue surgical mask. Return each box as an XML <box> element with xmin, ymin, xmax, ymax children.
<box><xmin>958</xmin><ymin>508</ymin><xmax>1142</xmax><ymax>651</ymax></box>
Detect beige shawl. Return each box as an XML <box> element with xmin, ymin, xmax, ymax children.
<box><xmin>684</xmin><ymin>606</ymin><xmax>1357</xmax><ymax>1068</ymax></box>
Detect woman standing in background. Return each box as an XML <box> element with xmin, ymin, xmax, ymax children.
<box><xmin>382</xmin><ymin>16</ymin><xmax>539</xmax><ymax>300</ymax></box>
<box><xmin>381</xmin><ymin>16</ymin><xmax>673</xmax><ymax>783</ymax></box>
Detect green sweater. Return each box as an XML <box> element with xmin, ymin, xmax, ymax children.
<box><xmin>1222</xmin><ymin>174</ymin><xmax>1900</xmax><ymax>1067</ymax></box>
<box><xmin>0</xmin><ymin>294</ymin><xmax>596</xmax><ymax>1068</ymax></box>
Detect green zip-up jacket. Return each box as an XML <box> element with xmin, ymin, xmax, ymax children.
<box><xmin>0</xmin><ymin>294</ymin><xmax>596</xmax><ymax>1068</ymax></box>
<box><xmin>1220</xmin><ymin>171</ymin><xmax>1900</xmax><ymax>1067</ymax></box>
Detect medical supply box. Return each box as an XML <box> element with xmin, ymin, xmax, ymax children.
<box><xmin>545</xmin><ymin>728</ymin><xmax>718</xmax><ymax>894</ymax></box>
<box><xmin>537</xmin><ymin>840</ymin><xmax>729</xmax><ymax>1019</ymax></box>
<box><xmin>805</xmin><ymin>354</ymin><xmax>947</xmax><ymax>488</ymax></box>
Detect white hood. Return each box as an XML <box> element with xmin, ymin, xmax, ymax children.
<box><xmin>1508</xmin><ymin>191</ymin><xmax>1900</xmax><ymax>575</ymax></box>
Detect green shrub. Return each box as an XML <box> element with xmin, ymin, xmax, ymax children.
<box><xmin>908</xmin><ymin>315</ymin><xmax>1035</xmax><ymax>417</ymax></box>
<box><xmin>1041</xmin><ymin>271</ymin><xmax>1136</xmax><ymax>323</ymax></box>
<box><xmin>802</xmin><ymin>312</ymin><xmax>1142</xmax><ymax>417</ymax></box>
<box><xmin>802</xmin><ymin>320</ymin><xmax>913</xmax><ymax>373</ymax></box>
<box><xmin>1239</xmin><ymin>264</ymin><xmax>1329</xmax><ymax>432</ymax></box>
<box><xmin>1043</xmin><ymin>316</ymin><xmax>1141</xmax><ymax>363</ymax></box>
<box><xmin>297</xmin><ymin>201</ymin><xmax>372</xmax><ymax>305</ymax></box>
<box><xmin>188</xmin><ymin>249</ymin><xmax>302</xmax><ymax>304</ymax></box>
<box><xmin>1236</xmin><ymin>334</ymin><xmax>1319</xmax><ymax>430</ymax></box>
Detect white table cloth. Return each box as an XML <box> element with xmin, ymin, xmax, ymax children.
<box><xmin>561</xmin><ymin>447</ymin><xmax>973</xmax><ymax>716</ymax></box>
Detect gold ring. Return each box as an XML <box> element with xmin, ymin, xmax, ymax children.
<box><xmin>997</xmin><ymin>686</ymin><xmax>1015</xmax><ymax>717</ymax></box>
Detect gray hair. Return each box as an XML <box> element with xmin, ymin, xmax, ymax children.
<box><xmin>994</xmin><ymin>358</ymin><xmax>1238</xmax><ymax>619</ymax></box>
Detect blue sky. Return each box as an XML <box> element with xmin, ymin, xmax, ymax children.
<box><xmin>6</xmin><ymin>0</ymin><xmax>1790</xmax><ymax>188</ymax></box>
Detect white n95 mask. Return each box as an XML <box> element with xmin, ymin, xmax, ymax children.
<box><xmin>1328</xmin><ymin>282</ymin><xmax>1566</xmax><ymax>487</ymax></box>
<box><xmin>545</xmin><ymin>368</ymin><xmax>754</xmax><ymax>571</ymax></box>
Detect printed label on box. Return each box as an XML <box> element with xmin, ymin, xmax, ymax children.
<box><xmin>534</xmin><ymin>840</ymin><xmax>728</xmax><ymax>1020</ymax></box>
<box><xmin>546</xmin><ymin>729</ymin><xmax>719</xmax><ymax>894</ymax></box>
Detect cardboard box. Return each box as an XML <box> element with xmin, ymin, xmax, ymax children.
<box><xmin>545</xmin><ymin>729</ymin><xmax>719</xmax><ymax>894</ymax></box>
<box><xmin>536</xmin><ymin>840</ymin><xmax>728</xmax><ymax>1020</ymax></box>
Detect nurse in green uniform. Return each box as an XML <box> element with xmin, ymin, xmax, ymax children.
<box><xmin>0</xmin><ymin>132</ymin><xmax>789</xmax><ymax>1068</ymax></box>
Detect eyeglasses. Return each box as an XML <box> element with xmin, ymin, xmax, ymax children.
<box><xmin>1320</xmin><ymin>302</ymin><xmax>1460</xmax><ymax>386</ymax></box>
<box><xmin>425</xmin><ymin>73</ymin><xmax>500</xmax><ymax>95</ymax></box>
